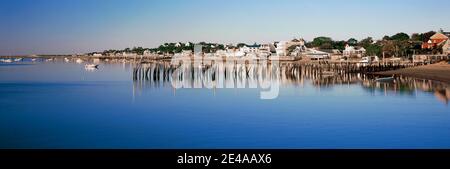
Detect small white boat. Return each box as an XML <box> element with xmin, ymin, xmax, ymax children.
<box><xmin>2</xmin><ymin>59</ymin><xmax>13</xmax><ymax>63</ymax></box>
<box><xmin>14</xmin><ymin>58</ymin><xmax>23</xmax><ymax>62</ymax></box>
<box><xmin>359</xmin><ymin>57</ymin><xmax>369</xmax><ymax>63</ymax></box>
<box><xmin>64</xmin><ymin>58</ymin><xmax>70</xmax><ymax>62</ymax></box>
<box><xmin>376</xmin><ymin>76</ymin><xmax>395</xmax><ymax>83</ymax></box>
<box><xmin>31</xmin><ymin>58</ymin><xmax>37</xmax><ymax>62</ymax></box>
<box><xmin>85</xmin><ymin>64</ymin><xmax>99</xmax><ymax>69</ymax></box>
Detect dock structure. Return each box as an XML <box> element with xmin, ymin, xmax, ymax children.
<box><xmin>131</xmin><ymin>60</ymin><xmax>433</xmax><ymax>89</ymax></box>
<box><xmin>412</xmin><ymin>54</ymin><xmax>450</xmax><ymax>64</ymax></box>
<box><xmin>2</xmin><ymin>53</ymin><xmax>447</xmax><ymax>75</ymax></box>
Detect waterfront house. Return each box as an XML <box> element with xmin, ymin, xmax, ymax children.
<box><xmin>215</xmin><ymin>49</ymin><xmax>226</xmax><ymax>57</ymax></box>
<box><xmin>259</xmin><ymin>44</ymin><xmax>274</xmax><ymax>54</ymax></box>
<box><xmin>343</xmin><ymin>44</ymin><xmax>366</xmax><ymax>58</ymax></box>
<box><xmin>290</xmin><ymin>46</ymin><xmax>305</xmax><ymax>57</ymax></box>
<box><xmin>443</xmin><ymin>40</ymin><xmax>450</xmax><ymax>55</ymax></box>
<box><xmin>275</xmin><ymin>38</ymin><xmax>307</xmax><ymax>57</ymax></box>
<box><xmin>181</xmin><ymin>50</ymin><xmax>193</xmax><ymax>56</ymax></box>
<box><xmin>143</xmin><ymin>50</ymin><xmax>152</xmax><ymax>56</ymax></box>
<box><xmin>305</xmin><ymin>49</ymin><xmax>331</xmax><ymax>60</ymax></box>
<box><xmin>289</xmin><ymin>38</ymin><xmax>306</xmax><ymax>47</ymax></box>
<box><xmin>422</xmin><ymin>32</ymin><xmax>449</xmax><ymax>49</ymax></box>
<box><xmin>323</xmin><ymin>49</ymin><xmax>343</xmax><ymax>60</ymax></box>
<box><xmin>224</xmin><ymin>47</ymin><xmax>245</xmax><ymax>57</ymax></box>
<box><xmin>106</xmin><ymin>52</ymin><xmax>116</xmax><ymax>57</ymax></box>
<box><xmin>240</xmin><ymin>43</ymin><xmax>261</xmax><ymax>53</ymax></box>
<box><xmin>122</xmin><ymin>52</ymin><xmax>137</xmax><ymax>57</ymax></box>
<box><xmin>275</xmin><ymin>41</ymin><xmax>288</xmax><ymax>56</ymax></box>
<box><xmin>92</xmin><ymin>53</ymin><xmax>102</xmax><ymax>57</ymax></box>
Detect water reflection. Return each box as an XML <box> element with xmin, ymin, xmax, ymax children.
<box><xmin>132</xmin><ymin>61</ymin><xmax>450</xmax><ymax>104</ymax></box>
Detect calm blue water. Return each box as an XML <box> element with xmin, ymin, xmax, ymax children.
<box><xmin>0</xmin><ymin>60</ymin><xmax>449</xmax><ymax>149</ymax></box>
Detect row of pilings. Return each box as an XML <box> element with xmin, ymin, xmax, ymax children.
<box><xmin>133</xmin><ymin>62</ymin><xmax>424</xmax><ymax>82</ymax></box>
<box><xmin>301</xmin><ymin>61</ymin><xmax>420</xmax><ymax>74</ymax></box>
<box><xmin>132</xmin><ymin>62</ymin><xmax>409</xmax><ymax>89</ymax></box>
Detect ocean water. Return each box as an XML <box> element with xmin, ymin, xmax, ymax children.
<box><xmin>0</xmin><ymin>60</ymin><xmax>449</xmax><ymax>149</ymax></box>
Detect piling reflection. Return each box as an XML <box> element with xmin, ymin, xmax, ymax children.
<box><xmin>132</xmin><ymin>61</ymin><xmax>450</xmax><ymax>104</ymax></box>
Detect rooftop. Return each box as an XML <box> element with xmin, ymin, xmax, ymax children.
<box><xmin>246</xmin><ymin>43</ymin><xmax>261</xmax><ymax>48</ymax></box>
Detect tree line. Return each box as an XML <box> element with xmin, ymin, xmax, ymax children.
<box><xmin>306</xmin><ymin>30</ymin><xmax>440</xmax><ymax>58</ymax></box>
<box><xmin>92</xmin><ymin>30</ymin><xmax>442</xmax><ymax>57</ymax></box>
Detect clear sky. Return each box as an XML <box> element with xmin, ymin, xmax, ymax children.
<box><xmin>1</xmin><ymin>0</ymin><xmax>449</xmax><ymax>56</ymax></box>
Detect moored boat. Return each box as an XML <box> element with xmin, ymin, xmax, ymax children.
<box><xmin>85</xmin><ymin>64</ymin><xmax>99</xmax><ymax>69</ymax></box>
<box><xmin>2</xmin><ymin>59</ymin><xmax>13</xmax><ymax>63</ymax></box>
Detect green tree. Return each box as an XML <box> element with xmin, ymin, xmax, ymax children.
<box><xmin>390</xmin><ymin>32</ymin><xmax>410</xmax><ymax>41</ymax></box>
<box><xmin>332</xmin><ymin>41</ymin><xmax>346</xmax><ymax>50</ymax></box>
<box><xmin>347</xmin><ymin>38</ymin><xmax>358</xmax><ymax>46</ymax></box>
<box><xmin>311</xmin><ymin>37</ymin><xmax>333</xmax><ymax>49</ymax></box>
<box><xmin>358</xmin><ymin>37</ymin><xmax>374</xmax><ymax>47</ymax></box>
<box><xmin>365</xmin><ymin>44</ymin><xmax>382</xmax><ymax>56</ymax></box>
<box><xmin>237</xmin><ymin>43</ymin><xmax>247</xmax><ymax>48</ymax></box>
<box><xmin>410</xmin><ymin>33</ymin><xmax>422</xmax><ymax>41</ymax></box>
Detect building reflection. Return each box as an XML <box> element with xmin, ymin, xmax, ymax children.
<box><xmin>132</xmin><ymin>61</ymin><xmax>450</xmax><ymax>104</ymax></box>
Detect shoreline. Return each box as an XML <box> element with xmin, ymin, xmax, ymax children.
<box><xmin>373</xmin><ymin>61</ymin><xmax>450</xmax><ymax>84</ymax></box>
<box><xmin>3</xmin><ymin>55</ymin><xmax>450</xmax><ymax>83</ymax></box>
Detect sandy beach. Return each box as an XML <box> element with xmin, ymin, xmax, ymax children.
<box><xmin>374</xmin><ymin>61</ymin><xmax>450</xmax><ymax>84</ymax></box>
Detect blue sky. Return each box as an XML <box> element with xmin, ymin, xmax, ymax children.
<box><xmin>1</xmin><ymin>0</ymin><xmax>449</xmax><ymax>55</ymax></box>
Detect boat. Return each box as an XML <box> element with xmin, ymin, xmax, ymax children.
<box><xmin>14</xmin><ymin>58</ymin><xmax>23</xmax><ymax>62</ymax></box>
<box><xmin>359</xmin><ymin>57</ymin><xmax>369</xmax><ymax>63</ymax></box>
<box><xmin>2</xmin><ymin>59</ymin><xmax>13</xmax><ymax>63</ymax></box>
<box><xmin>375</xmin><ymin>76</ymin><xmax>395</xmax><ymax>83</ymax></box>
<box><xmin>76</xmin><ymin>58</ymin><xmax>83</xmax><ymax>63</ymax></box>
<box><xmin>31</xmin><ymin>58</ymin><xmax>37</xmax><ymax>62</ymax></box>
<box><xmin>85</xmin><ymin>64</ymin><xmax>99</xmax><ymax>69</ymax></box>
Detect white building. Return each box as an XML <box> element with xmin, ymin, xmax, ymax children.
<box><xmin>443</xmin><ymin>40</ymin><xmax>450</xmax><ymax>55</ymax></box>
<box><xmin>343</xmin><ymin>44</ymin><xmax>366</xmax><ymax>58</ymax></box>
<box><xmin>305</xmin><ymin>49</ymin><xmax>330</xmax><ymax>60</ymax></box>
<box><xmin>240</xmin><ymin>43</ymin><xmax>261</xmax><ymax>53</ymax></box>
<box><xmin>274</xmin><ymin>39</ymin><xmax>307</xmax><ymax>57</ymax></box>
<box><xmin>122</xmin><ymin>52</ymin><xmax>137</xmax><ymax>57</ymax></box>
<box><xmin>181</xmin><ymin>50</ymin><xmax>193</xmax><ymax>56</ymax></box>
<box><xmin>143</xmin><ymin>50</ymin><xmax>152</xmax><ymax>56</ymax></box>
<box><xmin>92</xmin><ymin>53</ymin><xmax>102</xmax><ymax>57</ymax></box>
<box><xmin>289</xmin><ymin>38</ymin><xmax>306</xmax><ymax>48</ymax></box>
<box><xmin>275</xmin><ymin>41</ymin><xmax>288</xmax><ymax>56</ymax></box>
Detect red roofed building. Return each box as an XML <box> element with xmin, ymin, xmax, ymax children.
<box><xmin>422</xmin><ymin>32</ymin><xmax>449</xmax><ymax>49</ymax></box>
